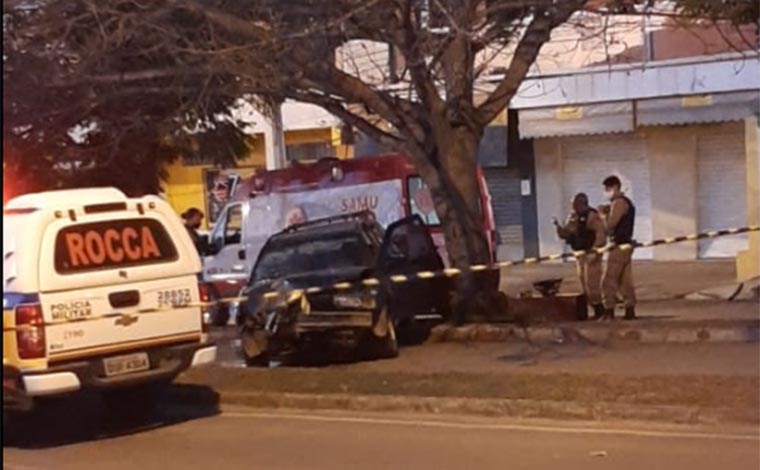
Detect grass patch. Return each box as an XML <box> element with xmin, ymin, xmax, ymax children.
<box><xmin>180</xmin><ymin>367</ymin><xmax>759</xmax><ymax>410</ymax></box>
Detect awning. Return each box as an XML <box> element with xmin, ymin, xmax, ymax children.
<box><xmin>636</xmin><ymin>91</ymin><xmax>760</xmax><ymax>126</ymax></box>
<box><xmin>518</xmin><ymin>102</ymin><xmax>633</xmax><ymax>139</ymax></box>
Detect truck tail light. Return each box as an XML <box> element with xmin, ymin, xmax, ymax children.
<box><xmin>16</xmin><ymin>303</ymin><xmax>46</xmax><ymax>359</ymax></box>
<box><xmin>198</xmin><ymin>282</ymin><xmax>212</xmax><ymax>333</ymax></box>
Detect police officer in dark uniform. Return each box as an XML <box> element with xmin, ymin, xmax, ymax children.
<box><xmin>555</xmin><ymin>193</ymin><xmax>607</xmax><ymax>319</ymax></box>
<box><xmin>598</xmin><ymin>176</ymin><xmax>637</xmax><ymax>320</ymax></box>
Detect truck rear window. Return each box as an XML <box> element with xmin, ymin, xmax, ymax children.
<box><xmin>54</xmin><ymin>219</ymin><xmax>178</xmax><ymax>274</ymax></box>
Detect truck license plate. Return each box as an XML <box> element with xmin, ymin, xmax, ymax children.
<box><xmin>103</xmin><ymin>352</ymin><xmax>150</xmax><ymax>377</ymax></box>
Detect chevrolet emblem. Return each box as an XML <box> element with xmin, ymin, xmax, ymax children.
<box><xmin>114</xmin><ymin>314</ymin><xmax>139</xmax><ymax>327</ymax></box>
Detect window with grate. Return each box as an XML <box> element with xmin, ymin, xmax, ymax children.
<box><xmin>286</xmin><ymin>142</ymin><xmax>335</xmax><ymax>163</ymax></box>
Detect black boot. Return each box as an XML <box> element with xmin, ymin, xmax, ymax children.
<box><xmin>592</xmin><ymin>304</ymin><xmax>605</xmax><ymax>320</ymax></box>
<box><xmin>601</xmin><ymin>308</ymin><xmax>614</xmax><ymax>320</ymax></box>
<box><xmin>624</xmin><ymin>306</ymin><xmax>636</xmax><ymax>320</ymax></box>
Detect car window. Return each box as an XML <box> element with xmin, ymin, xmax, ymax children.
<box><xmin>407</xmin><ymin>176</ymin><xmax>440</xmax><ymax>225</ymax></box>
<box><xmin>253</xmin><ymin>233</ymin><xmax>373</xmax><ymax>281</ymax></box>
<box><xmin>385</xmin><ymin>218</ymin><xmax>436</xmax><ymax>263</ymax></box>
<box><xmin>54</xmin><ymin>219</ymin><xmax>178</xmax><ymax>274</ymax></box>
<box><xmin>211</xmin><ymin>203</ymin><xmax>242</xmax><ymax>248</ymax></box>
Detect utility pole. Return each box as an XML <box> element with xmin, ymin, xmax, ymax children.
<box><xmin>265</xmin><ymin>99</ymin><xmax>288</xmax><ymax>170</ymax></box>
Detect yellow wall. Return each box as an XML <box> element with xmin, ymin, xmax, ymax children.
<box><xmin>163</xmin><ymin>128</ymin><xmax>348</xmax><ymax>228</ymax></box>
<box><xmin>163</xmin><ymin>135</ymin><xmax>266</xmax><ymax>229</ymax></box>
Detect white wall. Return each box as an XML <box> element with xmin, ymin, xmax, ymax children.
<box><xmin>533</xmin><ymin>122</ymin><xmax>750</xmax><ymax>261</ymax></box>
<box><xmin>534</xmin><ymin>139</ymin><xmax>565</xmax><ymax>257</ymax></box>
<box><xmin>645</xmin><ymin>126</ymin><xmax>698</xmax><ymax>260</ymax></box>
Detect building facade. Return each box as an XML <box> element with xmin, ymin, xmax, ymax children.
<box><xmin>510</xmin><ymin>55</ymin><xmax>759</xmax><ymax>268</ymax></box>
<box><xmin>163</xmin><ymin>103</ymin><xmax>350</xmax><ymax>230</ymax></box>
<box><xmin>162</xmin><ymin>13</ymin><xmax>760</xmax><ymax>280</ymax></box>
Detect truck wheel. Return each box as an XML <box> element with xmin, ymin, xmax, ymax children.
<box><xmin>360</xmin><ymin>307</ymin><xmax>399</xmax><ymax>360</ymax></box>
<box><xmin>240</xmin><ymin>326</ymin><xmax>270</xmax><ymax>367</ymax></box>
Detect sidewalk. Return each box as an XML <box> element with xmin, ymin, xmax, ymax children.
<box><xmin>435</xmin><ymin>299</ymin><xmax>760</xmax><ymax>345</ymax></box>
<box><xmin>499</xmin><ymin>259</ymin><xmax>739</xmax><ymax>301</ymax></box>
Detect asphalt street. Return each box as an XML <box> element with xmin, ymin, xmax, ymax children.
<box><xmin>4</xmin><ymin>406</ymin><xmax>759</xmax><ymax>470</ymax></box>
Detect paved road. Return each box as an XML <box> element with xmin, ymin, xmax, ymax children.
<box><xmin>4</xmin><ymin>406</ymin><xmax>759</xmax><ymax>470</ymax></box>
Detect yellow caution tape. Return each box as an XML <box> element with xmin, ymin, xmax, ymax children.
<box><xmin>3</xmin><ymin>225</ymin><xmax>758</xmax><ymax>332</ymax></box>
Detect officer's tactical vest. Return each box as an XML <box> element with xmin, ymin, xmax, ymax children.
<box><xmin>570</xmin><ymin>208</ymin><xmax>597</xmax><ymax>251</ymax></box>
<box><xmin>613</xmin><ymin>196</ymin><xmax>636</xmax><ymax>244</ymax></box>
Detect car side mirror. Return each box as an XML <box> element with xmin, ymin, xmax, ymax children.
<box><xmin>238</xmin><ymin>249</ymin><xmax>246</xmax><ymax>261</ymax></box>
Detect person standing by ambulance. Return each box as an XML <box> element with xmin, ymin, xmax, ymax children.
<box><xmin>598</xmin><ymin>176</ymin><xmax>637</xmax><ymax>320</ymax></box>
<box><xmin>182</xmin><ymin>207</ymin><xmax>207</xmax><ymax>256</ymax></box>
<box><xmin>555</xmin><ymin>193</ymin><xmax>607</xmax><ymax>319</ymax></box>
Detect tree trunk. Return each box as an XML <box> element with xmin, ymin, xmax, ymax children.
<box><xmin>422</xmin><ymin>124</ymin><xmax>504</xmax><ymax>324</ymax></box>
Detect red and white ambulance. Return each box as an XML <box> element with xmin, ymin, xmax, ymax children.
<box><xmin>202</xmin><ymin>153</ymin><xmax>496</xmax><ymax>306</ymax></box>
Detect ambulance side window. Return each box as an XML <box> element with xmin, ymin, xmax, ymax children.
<box><xmin>407</xmin><ymin>177</ymin><xmax>441</xmax><ymax>226</ymax></box>
<box><xmin>225</xmin><ymin>204</ymin><xmax>242</xmax><ymax>245</ymax></box>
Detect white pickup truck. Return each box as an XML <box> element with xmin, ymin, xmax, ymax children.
<box><xmin>2</xmin><ymin>188</ymin><xmax>216</xmax><ymax>410</ymax></box>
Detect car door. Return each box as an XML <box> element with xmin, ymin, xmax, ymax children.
<box><xmin>378</xmin><ymin>216</ymin><xmax>449</xmax><ymax>323</ymax></box>
<box><xmin>203</xmin><ymin>202</ymin><xmax>247</xmax><ymax>283</ymax></box>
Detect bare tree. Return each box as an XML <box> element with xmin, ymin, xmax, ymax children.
<box><xmin>5</xmin><ymin>0</ymin><xmax>757</xmax><ymax>319</ymax></box>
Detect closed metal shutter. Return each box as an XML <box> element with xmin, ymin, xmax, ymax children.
<box><xmin>560</xmin><ymin>133</ymin><xmax>654</xmax><ymax>259</ymax></box>
<box><xmin>483</xmin><ymin>168</ymin><xmax>524</xmax><ymax>261</ymax></box>
<box><xmin>697</xmin><ymin>123</ymin><xmax>748</xmax><ymax>258</ymax></box>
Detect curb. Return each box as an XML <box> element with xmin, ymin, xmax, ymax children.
<box><xmin>429</xmin><ymin>321</ymin><xmax>760</xmax><ymax>345</ymax></box>
<box><xmin>168</xmin><ymin>389</ymin><xmax>758</xmax><ymax>426</ymax></box>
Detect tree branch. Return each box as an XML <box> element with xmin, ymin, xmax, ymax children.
<box><xmin>476</xmin><ymin>0</ymin><xmax>586</xmax><ymax>126</ymax></box>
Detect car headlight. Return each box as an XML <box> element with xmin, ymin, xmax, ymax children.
<box><xmin>333</xmin><ymin>292</ymin><xmax>376</xmax><ymax>310</ymax></box>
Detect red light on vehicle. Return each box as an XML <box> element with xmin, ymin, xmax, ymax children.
<box><xmin>199</xmin><ymin>282</ymin><xmax>212</xmax><ymax>303</ymax></box>
<box><xmin>331</xmin><ymin>166</ymin><xmax>344</xmax><ymax>182</ymax></box>
<box><xmin>198</xmin><ymin>282</ymin><xmax>213</xmax><ymax>332</ymax></box>
<box><xmin>15</xmin><ymin>304</ymin><xmax>46</xmax><ymax>359</ymax></box>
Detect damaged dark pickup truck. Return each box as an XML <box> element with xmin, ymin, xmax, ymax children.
<box><xmin>236</xmin><ymin>211</ymin><xmax>452</xmax><ymax>365</ymax></box>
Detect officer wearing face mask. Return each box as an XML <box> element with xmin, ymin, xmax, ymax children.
<box><xmin>597</xmin><ymin>176</ymin><xmax>637</xmax><ymax>320</ymax></box>
<box><xmin>182</xmin><ymin>207</ymin><xmax>207</xmax><ymax>255</ymax></box>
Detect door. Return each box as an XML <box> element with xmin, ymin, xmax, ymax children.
<box><xmin>203</xmin><ymin>202</ymin><xmax>247</xmax><ymax>282</ymax></box>
<box><xmin>697</xmin><ymin>123</ymin><xmax>749</xmax><ymax>258</ymax></box>
<box><xmin>482</xmin><ymin>168</ymin><xmax>523</xmax><ymax>261</ymax></box>
<box><xmin>38</xmin><ymin>215</ymin><xmax>201</xmax><ymax>361</ymax></box>
<box><xmin>378</xmin><ymin>216</ymin><xmax>448</xmax><ymax>322</ymax></box>
<box><xmin>561</xmin><ymin>134</ymin><xmax>653</xmax><ymax>259</ymax></box>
